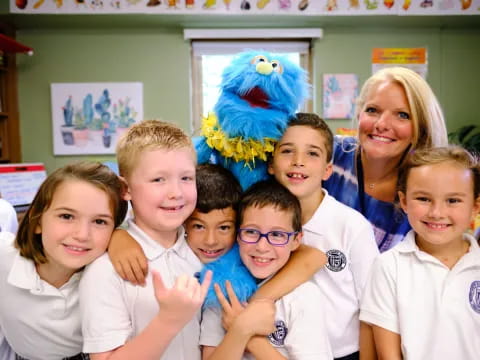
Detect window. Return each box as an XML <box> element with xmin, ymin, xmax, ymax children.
<box><xmin>190</xmin><ymin>40</ymin><xmax>313</xmax><ymax>135</ymax></box>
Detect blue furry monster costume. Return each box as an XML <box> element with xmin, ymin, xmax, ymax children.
<box><xmin>196</xmin><ymin>51</ymin><xmax>308</xmax><ymax>309</ymax></box>
<box><xmin>198</xmin><ymin>243</ymin><xmax>257</xmax><ymax>309</ymax></box>
<box><xmin>194</xmin><ymin>50</ymin><xmax>309</xmax><ymax>190</ymax></box>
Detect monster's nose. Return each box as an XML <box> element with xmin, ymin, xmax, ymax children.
<box><xmin>256</xmin><ymin>61</ymin><xmax>273</xmax><ymax>75</ymax></box>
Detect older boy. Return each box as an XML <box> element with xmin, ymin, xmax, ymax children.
<box><xmin>79</xmin><ymin>120</ymin><xmax>211</xmax><ymax>360</ymax></box>
<box><xmin>201</xmin><ymin>180</ymin><xmax>333</xmax><ymax>360</ymax></box>
<box><xmin>268</xmin><ymin>113</ymin><xmax>379</xmax><ymax>360</ymax></box>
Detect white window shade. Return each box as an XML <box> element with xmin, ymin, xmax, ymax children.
<box><xmin>184</xmin><ymin>28</ymin><xmax>323</xmax><ymax>41</ymax></box>
<box><xmin>191</xmin><ymin>40</ymin><xmax>311</xmax><ymax>56</ymax></box>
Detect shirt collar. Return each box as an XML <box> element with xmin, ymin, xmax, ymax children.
<box><xmin>127</xmin><ymin>219</ymin><xmax>190</xmax><ymax>261</ymax></box>
<box><xmin>8</xmin><ymin>252</ymin><xmax>82</xmax><ymax>293</ymax></box>
<box><xmin>397</xmin><ymin>230</ymin><xmax>480</xmax><ymax>268</ymax></box>
<box><xmin>8</xmin><ymin>253</ymin><xmax>39</xmax><ymax>290</ymax></box>
<box><xmin>303</xmin><ymin>188</ymin><xmax>329</xmax><ymax>234</ymax></box>
<box><xmin>394</xmin><ymin>230</ymin><xmax>418</xmax><ymax>253</ymax></box>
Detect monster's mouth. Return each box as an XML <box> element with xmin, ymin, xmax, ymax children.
<box><xmin>240</xmin><ymin>87</ymin><xmax>270</xmax><ymax>109</ymax></box>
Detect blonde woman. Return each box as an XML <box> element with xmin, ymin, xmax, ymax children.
<box><xmin>324</xmin><ymin>67</ymin><xmax>448</xmax><ymax>252</ymax></box>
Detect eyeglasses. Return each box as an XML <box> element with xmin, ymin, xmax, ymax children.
<box><xmin>237</xmin><ymin>228</ymin><xmax>298</xmax><ymax>246</ymax></box>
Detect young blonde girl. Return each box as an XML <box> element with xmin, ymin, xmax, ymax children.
<box><xmin>0</xmin><ymin>161</ymin><xmax>127</xmax><ymax>360</ymax></box>
<box><xmin>360</xmin><ymin>146</ymin><xmax>480</xmax><ymax>360</ymax></box>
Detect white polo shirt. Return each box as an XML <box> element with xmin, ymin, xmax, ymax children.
<box><xmin>360</xmin><ymin>231</ymin><xmax>480</xmax><ymax>360</ymax></box>
<box><xmin>0</xmin><ymin>232</ymin><xmax>84</xmax><ymax>360</ymax></box>
<box><xmin>200</xmin><ymin>281</ymin><xmax>333</xmax><ymax>359</ymax></box>
<box><xmin>302</xmin><ymin>190</ymin><xmax>379</xmax><ymax>358</ymax></box>
<box><xmin>80</xmin><ymin>220</ymin><xmax>203</xmax><ymax>359</ymax></box>
<box><xmin>0</xmin><ymin>326</ymin><xmax>14</xmax><ymax>360</ymax></box>
<box><xmin>0</xmin><ymin>199</ymin><xmax>18</xmax><ymax>234</ymax></box>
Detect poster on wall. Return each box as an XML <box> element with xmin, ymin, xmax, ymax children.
<box><xmin>51</xmin><ymin>82</ymin><xmax>143</xmax><ymax>155</ymax></box>
<box><xmin>372</xmin><ymin>48</ymin><xmax>428</xmax><ymax>78</ymax></box>
<box><xmin>323</xmin><ymin>73</ymin><xmax>359</xmax><ymax>120</ymax></box>
<box><xmin>10</xmin><ymin>0</ymin><xmax>479</xmax><ymax>13</ymax></box>
<box><xmin>397</xmin><ymin>0</ymin><xmax>480</xmax><ymax>14</ymax></box>
<box><xmin>10</xmin><ymin>0</ymin><xmax>322</xmax><ymax>14</ymax></box>
<box><xmin>319</xmin><ymin>0</ymin><xmax>399</xmax><ymax>15</ymax></box>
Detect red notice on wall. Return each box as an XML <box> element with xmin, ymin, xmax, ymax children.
<box><xmin>0</xmin><ymin>163</ymin><xmax>46</xmax><ymax>207</ymax></box>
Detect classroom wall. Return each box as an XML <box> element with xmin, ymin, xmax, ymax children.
<box><xmin>15</xmin><ymin>25</ymin><xmax>480</xmax><ymax>173</ymax></box>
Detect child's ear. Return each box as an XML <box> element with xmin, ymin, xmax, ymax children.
<box><xmin>119</xmin><ymin>176</ymin><xmax>132</xmax><ymax>201</ymax></box>
<box><xmin>398</xmin><ymin>191</ymin><xmax>408</xmax><ymax>213</ymax></box>
<box><xmin>291</xmin><ymin>231</ymin><xmax>302</xmax><ymax>251</ymax></box>
<box><xmin>471</xmin><ymin>196</ymin><xmax>480</xmax><ymax>221</ymax></box>
<box><xmin>34</xmin><ymin>223</ymin><xmax>41</xmax><ymax>234</ymax></box>
<box><xmin>267</xmin><ymin>160</ymin><xmax>275</xmax><ymax>175</ymax></box>
<box><xmin>322</xmin><ymin>162</ymin><xmax>333</xmax><ymax>181</ymax></box>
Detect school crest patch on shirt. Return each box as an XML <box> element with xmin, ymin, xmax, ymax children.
<box><xmin>469</xmin><ymin>280</ymin><xmax>480</xmax><ymax>314</ymax></box>
<box><xmin>268</xmin><ymin>320</ymin><xmax>288</xmax><ymax>346</ymax></box>
<box><xmin>326</xmin><ymin>249</ymin><xmax>347</xmax><ymax>272</ymax></box>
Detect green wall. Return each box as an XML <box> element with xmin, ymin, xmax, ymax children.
<box><xmin>17</xmin><ymin>28</ymin><xmax>191</xmax><ymax>172</ymax></box>
<box><xmin>15</xmin><ymin>25</ymin><xmax>480</xmax><ymax>173</ymax></box>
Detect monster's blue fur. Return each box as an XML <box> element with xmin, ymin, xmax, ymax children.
<box><xmin>195</xmin><ymin>50</ymin><xmax>309</xmax><ymax>189</ymax></box>
<box><xmin>198</xmin><ymin>243</ymin><xmax>258</xmax><ymax>309</ymax></box>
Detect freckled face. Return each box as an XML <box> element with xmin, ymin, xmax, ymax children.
<box><xmin>358</xmin><ymin>81</ymin><xmax>413</xmax><ymax>164</ymax></box>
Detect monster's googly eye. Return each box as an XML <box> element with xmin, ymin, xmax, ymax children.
<box><xmin>271</xmin><ymin>60</ymin><xmax>283</xmax><ymax>74</ymax></box>
<box><xmin>251</xmin><ymin>55</ymin><xmax>268</xmax><ymax>64</ymax></box>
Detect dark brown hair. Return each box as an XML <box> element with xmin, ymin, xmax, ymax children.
<box><xmin>238</xmin><ymin>179</ymin><xmax>302</xmax><ymax>233</ymax></box>
<box><xmin>195</xmin><ymin>164</ymin><xmax>242</xmax><ymax>214</ymax></box>
<box><xmin>288</xmin><ymin>112</ymin><xmax>334</xmax><ymax>162</ymax></box>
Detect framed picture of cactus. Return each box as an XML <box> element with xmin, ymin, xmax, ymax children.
<box><xmin>51</xmin><ymin>82</ymin><xmax>143</xmax><ymax>155</ymax></box>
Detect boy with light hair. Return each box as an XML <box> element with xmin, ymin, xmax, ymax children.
<box><xmin>80</xmin><ymin>120</ymin><xmax>211</xmax><ymax>360</ymax></box>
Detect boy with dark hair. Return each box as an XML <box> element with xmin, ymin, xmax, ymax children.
<box><xmin>184</xmin><ymin>164</ymin><xmax>242</xmax><ymax>264</ymax></box>
<box><xmin>268</xmin><ymin>113</ymin><xmax>379</xmax><ymax>360</ymax></box>
<box><xmin>194</xmin><ymin>164</ymin><xmax>242</xmax><ymax>214</ymax></box>
<box><xmin>201</xmin><ymin>179</ymin><xmax>332</xmax><ymax>360</ymax></box>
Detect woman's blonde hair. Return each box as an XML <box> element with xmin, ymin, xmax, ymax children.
<box><xmin>355</xmin><ymin>67</ymin><xmax>448</xmax><ymax>153</ymax></box>
<box><xmin>15</xmin><ymin>161</ymin><xmax>128</xmax><ymax>264</ymax></box>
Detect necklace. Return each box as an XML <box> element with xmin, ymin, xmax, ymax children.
<box><xmin>368</xmin><ymin>182</ymin><xmax>375</xmax><ymax>189</ymax></box>
<box><xmin>200</xmin><ymin>112</ymin><xmax>276</xmax><ymax>166</ymax></box>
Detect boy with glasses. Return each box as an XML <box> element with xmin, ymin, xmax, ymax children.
<box><xmin>200</xmin><ymin>179</ymin><xmax>332</xmax><ymax>360</ymax></box>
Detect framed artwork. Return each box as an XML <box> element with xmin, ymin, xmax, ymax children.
<box><xmin>51</xmin><ymin>82</ymin><xmax>143</xmax><ymax>155</ymax></box>
<box><xmin>322</xmin><ymin>74</ymin><xmax>358</xmax><ymax>120</ymax></box>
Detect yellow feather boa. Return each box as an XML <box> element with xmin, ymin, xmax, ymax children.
<box><xmin>200</xmin><ymin>113</ymin><xmax>276</xmax><ymax>166</ymax></box>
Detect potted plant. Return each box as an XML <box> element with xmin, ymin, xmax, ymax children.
<box><xmin>88</xmin><ymin>117</ymin><xmax>104</xmax><ymax>145</ymax></box>
<box><xmin>60</xmin><ymin>96</ymin><xmax>75</xmax><ymax>145</ymax></box>
<box><xmin>448</xmin><ymin>124</ymin><xmax>480</xmax><ymax>154</ymax></box>
<box><xmin>116</xmin><ymin>98</ymin><xmax>137</xmax><ymax>138</ymax></box>
<box><xmin>102</xmin><ymin>122</ymin><xmax>112</xmax><ymax>148</ymax></box>
<box><xmin>73</xmin><ymin>110</ymin><xmax>89</xmax><ymax>147</ymax></box>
